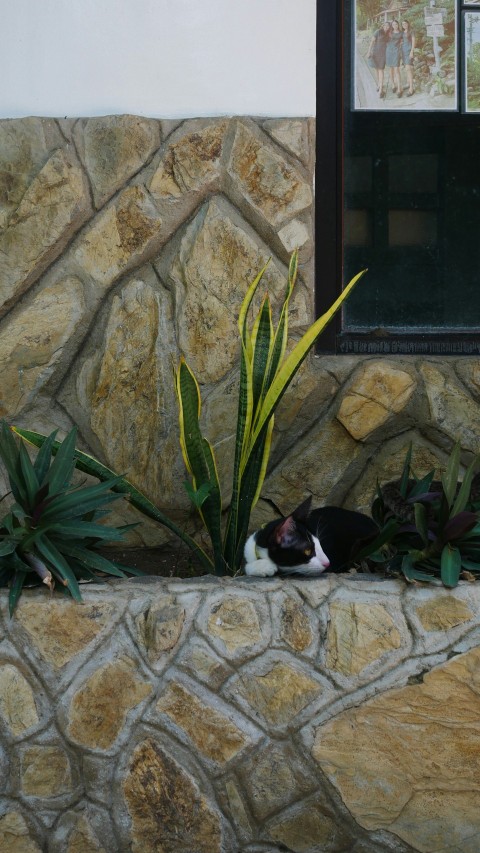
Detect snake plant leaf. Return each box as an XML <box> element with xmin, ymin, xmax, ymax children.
<box><xmin>249</xmin><ymin>269</ymin><xmax>366</xmax><ymax>454</ymax></box>
<box><xmin>183</xmin><ymin>481</ymin><xmax>212</xmax><ymax>509</ymax></box>
<box><xmin>441</xmin><ymin>543</ymin><xmax>462</xmax><ymax>588</ymax></box>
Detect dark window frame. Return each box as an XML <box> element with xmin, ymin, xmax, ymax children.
<box><xmin>316</xmin><ymin>0</ymin><xmax>480</xmax><ymax>355</ymax></box>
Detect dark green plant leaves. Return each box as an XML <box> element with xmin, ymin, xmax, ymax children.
<box><xmin>0</xmin><ymin>421</ymin><xmax>144</xmax><ymax>613</ymax></box>
<box><xmin>441</xmin><ymin>544</ymin><xmax>462</xmax><ymax>588</ymax></box>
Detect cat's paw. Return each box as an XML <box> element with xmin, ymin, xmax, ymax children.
<box><xmin>244</xmin><ymin>558</ymin><xmax>277</xmax><ymax>577</ymax></box>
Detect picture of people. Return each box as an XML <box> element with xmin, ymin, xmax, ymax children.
<box><xmin>354</xmin><ymin>0</ymin><xmax>457</xmax><ymax>111</ymax></box>
<box><xmin>465</xmin><ymin>12</ymin><xmax>480</xmax><ymax>111</ymax></box>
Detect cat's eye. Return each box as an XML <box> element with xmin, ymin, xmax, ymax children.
<box><xmin>304</xmin><ymin>547</ymin><xmax>313</xmax><ymax>557</ymax></box>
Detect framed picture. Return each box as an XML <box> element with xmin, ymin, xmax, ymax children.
<box><xmin>353</xmin><ymin>0</ymin><xmax>458</xmax><ymax>111</ymax></box>
<box><xmin>465</xmin><ymin>11</ymin><xmax>480</xmax><ymax>110</ymax></box>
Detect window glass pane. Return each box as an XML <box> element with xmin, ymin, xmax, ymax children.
<box><xmin>388</xmin><ymin>153</ymin><xmax>438</xmax><ymax>193</ymax></box>
<box><xmin>388</xmin><ymin>210</ymin><xmax>437</xmax><ymax>246</ymax></box>
<box><xmin>345</xmin><ymin>209</ymin><xmax>372</xmax><ymax>246</ymax></box>
<box><xmin>465</xmin><ymin>12</ymin><xmax>480</xmax><ymax>112</ymax></box>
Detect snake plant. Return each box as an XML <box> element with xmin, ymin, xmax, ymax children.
<box><xmin>14</xmin><ymin>251</ymin><xmax>365</xmax><ymax>577</ymax></box>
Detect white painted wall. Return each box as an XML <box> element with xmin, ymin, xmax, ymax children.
<box><xmin>1</xmin><ymin>0</ymin><xmax>316</xmax><ymax>118</ymax></box>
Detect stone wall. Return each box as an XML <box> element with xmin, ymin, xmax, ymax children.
<box><xmin>1</xmin><ymin>575</ymin><xmax>480</xmax><ymax>852</ymax></box>
<box><xmin>2</xmin><ymin>114</ymin><xmax>478</xmax><ymax>546</ymax></box>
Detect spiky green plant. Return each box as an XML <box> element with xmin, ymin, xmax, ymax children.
<box><xmin>358</xmin><ymin>442</ymin><xmax>480</xmax><ymax>588</ymax></box>
<box><xmin>175</xmin><ymin>250</ymin><xmax>365</xmax><ymax>574</ymax></box>
<box><xmin>14</xmin><ymin>251</ymin><xmax>365</xmax><ymax>577</ymax></box>
<box><xmin>0</xmin><ymin>422</ymin><xmax>143</xmax><ymax>614</ymax></box>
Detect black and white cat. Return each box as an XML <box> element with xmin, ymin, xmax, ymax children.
<box><xmin>244</xmin><ymin>496</ymin><xmax>379</xmax><ymax>577</ymax></box>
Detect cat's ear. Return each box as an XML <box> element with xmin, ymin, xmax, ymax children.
<box><xmin>291</xmin><ymin>495</ymin><xmax>312</xmax><ymax>522</ymax></box>
<box><xmin>273</xmin><ymin>516</ymin><xmax>297</xmax><ymax>547</ymax></box>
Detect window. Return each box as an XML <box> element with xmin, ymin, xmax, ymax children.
<box><xmin>316</xmin><ymin>0</ymin><xmax>480</xmax><ymax>354</ymax></box>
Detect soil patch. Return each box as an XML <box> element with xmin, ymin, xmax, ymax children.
<box><xmin>98</xmin><ymin>546</ymin><xmax>208</xmax><ymax>579</ymax></box>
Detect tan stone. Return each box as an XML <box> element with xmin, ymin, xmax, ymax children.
<box><xmin>268</xmin><ymin>803</ymin><xmax>350</xmax><ymax>853</ymax></box>
<box><xmin>237</xmin><ymin>661</ymin><xmax>322</xmax><ymax>726</ymax></box>
<box><xmin>21</xmin><ymin>745</ymin><xmax>72</xmax><ymax>796</ymax></box>
<box><xmin>150</xmin><ymin>120</ymin><xmax>227</xmax><ymax>197</ymax></box>
<box><xmin>79</xmin><ymin>114</ymin><xmax>161</xmax><ymax>207</ymax></box>
<box><xmin>0</xmin><ymin>664</ymin><xmax>39</xmax><ymax>735</ymax></box>
<box><xmin>156</xmin><ymin>681</ymin><xmax>249</xmax><ymax>763</ymax></box>
<box><xmin>73</xmin><ymin>185</ymin><xmax>162</xmax><ymax>286</ymax></box>
<box><xmin>66</xmin><ymin>815</ymin><xmax>106</xmax><ymax>853</ymax></box>
<box><xmin>178</xmin><ymin>640</ymin><xmax>232</xmax><ymax>688</ymax></box>
<box><xmin>124</xmin><ymin>738</ymin><xmax>222</xmax><ymax>853</ymax></box>
<box><xmin>0</xmin><ymin>276</ymin><xmax>85</xmax><ymax>417</ymax></box>
<box><xmin>264</xmin><ymin>419</ymin><xmax>361</xmax><ymax>513</ymax></box>
<box><xmin>227</xmin><ymin>122</ymin><xmax>313</xmax><ymax>227</ymax></box>
<box><xmin>241</xmin><ymin>742</ymin><xmax>315</xmax><ymax>821</ymax></box>
<box><xmin>263</xmin><ymin>118</ymin><xmax>312</xmax><ymax>165</ymax></box>
<box><xmin>167</xmin><ymin>197</ymin><xmax>287</xmax><ymax>383</ymax></box>
<box><xmin>416</xmin><ymin>595</ymin><xmax>474</xmax><ymax>631</ymax></box>
<box><xmin>0</xmin><ymin>811</ymin><xmax>41</xmax><ymax>853</ymax></box>
<box><xmin>0</xmin><ymin>117</ymin><xmax>64</xmax><ymax>228</ymax></box>
<box><xmin>312</xmin><ymin>647</ymin><xmax>480</xmax><ymax>852</ymax></box>
<box><xmin>207</xmin><ymin>596</ymin><xmax>262</xmax><ymax>652</ymax></box>
<box><xmin>68</xmin><ymin>657</ymin><xmax>152</xmax><ymax>749</ymax></box>
<box><xmin>420</xmin><ymin>362</ymin><xmax>480</xmax><ymax>453</ymax></box>
<box><xmin>136</xmin><ymin>598</ymin><xmax>185</xmax><ymax>660</ymax></box>
<box><xmin>224</xmin><ymin>779</ymin><xmax>253</xmax><ymax>837</ymax></box>
<box><xmin>277</xmin><ymin>218</ymin><xmax>310</xmax><ymax>252</ymax></box>
<box><xmin>280</xmin><ymin>597</ymin><xmax>313</xmax><ymax>652</ymax></box>
<box><xmin>87</xmin><ymin>280</ymin><xmax>162</xmax><ymax>501</ymax></box>
<box><xmin>326</xmin><ymin>601</ymin><xmax>402</xmax><ymax>676</ymax></box>
<box><xmin>347</xmin><ymin>437</ymin><xmax>443</xmax><ymax>515</ymax></box>
<box><xmin>0</xmin><ymin>147</ymin><xmax>90</xmax><ymax>315</ymax></box>
<box><xmin>337</xmin><ymin>361</ymin><xmax>416</xmax><ymax>440</ymax></box>
<box><xmin>16</xmin><ymin>599</ymin><xmax>118</xmax><ymax>668</ymax></box>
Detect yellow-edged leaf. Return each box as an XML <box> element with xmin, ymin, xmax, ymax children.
<box><xmin>249</xmin><ymin>269</ymin><xmax>366</xmax><ymax>452</ymax></box>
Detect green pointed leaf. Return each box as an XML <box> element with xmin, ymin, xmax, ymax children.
<box><xmin>0</xmin><ymin>539</ymin><xmax>16</xmax><ymax>556</ymax></box>
<box><xmin>33</xmin><ymin>430</ymin><xmax>58</xmax><ymax>486</ymax></box>
<box><xmin>46</xmin><ymin>427</ymin><xmax>78</xmax><ymax>496</ymax></box>
<box><xmin>59</xmin><ymin>543</ymin><xmax>132</xmax><ymax>577</ymax></box>
<box><xmin>401</xmin><ymin>554</ymin><xmax>436</xmax><ymax>583</ymax></box>
<box><xmin>0</xmin><ymin>420</ymin><xmax>26</xmax><ymax>505</ymax></box>
<box><xmin>34</xmin><ymin>536</ymin><xmax>82</xmax><ymax>601</ymax></box>
<box><xmin>440</xmin><ymin>543</ymin><xmax>461</xmax><ymax>588</ymax></box>
<box><xmin>18</xmin><ymin>442</ymin><xmax>39</xmax><ymax>509</ymax></box>
<box><xmin>414</xmin><ymin>502</ymin><xmax>429</xmax><ymax>546</ymax></box>
<box><xmin>399</xmin><ymin>444</ymin><xmax>413</xmax><ymax>498</ymax></box>
<box><xmin>451</xmin><ymin>456</ymin><xmax>479</xmax><ymax>517</ymax></box>
<box><xmin>9</xmin><ymin>570</ymin><xmax>27</xmax><ymax>616</ymax></box>
<box><xmin>248</xmin><ymin>269</ymin><xmax>366</xmax><ymax>457</ymax></box>
<box><xmin>442</xmin><ymin>442</ymin><xmax>461</xmax><ymax>509</ymax></box>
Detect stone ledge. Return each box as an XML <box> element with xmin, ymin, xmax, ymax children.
<box><xmin>0</xmin><ymin>575</ymin><xmax>479</xmax><ymax>852</ymax></box>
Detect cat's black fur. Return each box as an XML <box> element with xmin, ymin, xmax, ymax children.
<box><xmin>244</xmin><ymin>496</ymin><xmax>379</xmax><ymax>577</ymax></box>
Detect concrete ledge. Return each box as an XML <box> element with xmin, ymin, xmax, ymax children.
<box><xmin>1</xmin><ymin>574</ymin><xmax>479</xmax><ymax>852</ymax></box>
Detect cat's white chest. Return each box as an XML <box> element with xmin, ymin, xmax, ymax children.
<box><xmin>243</xmin><ymin>534</ymin><xmax>278</xmax><ymax>577</ymax></box>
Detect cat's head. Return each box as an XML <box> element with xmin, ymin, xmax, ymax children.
<box><xmin>264</xmin><ymin>497</ymin><xmax>330</xmax><ymax>575</ymax></box>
